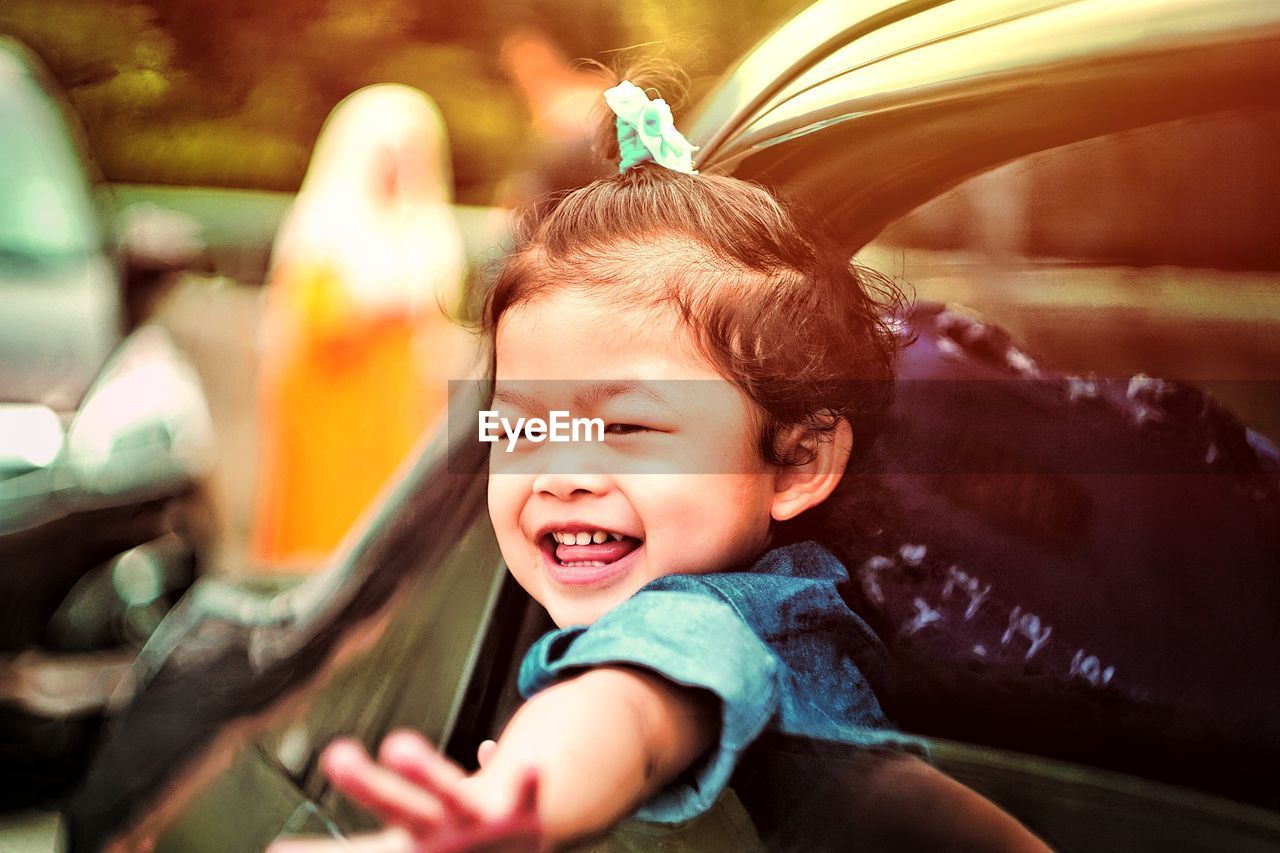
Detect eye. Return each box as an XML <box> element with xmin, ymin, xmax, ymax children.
<box><xmin>605</xmin><ymin>423</ymin><xmax>651</xmax><ymax>436</ymax></box>
<box><xmin>514</xmin><ymin>423</ymin><xmax>547</xmax><ymax>445</ymax></box>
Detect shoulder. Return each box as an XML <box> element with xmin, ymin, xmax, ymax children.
<box><xmin>749</xmin><ymin>540</ymin><xmax>852</xmax><ymax>582</ymax></box>
<box><xmin>519</xmin><ymin>588</ymin><xmax>779</xmax><ymax>703</ymax></box>
<box><xmin>638</xmin><ymin>541</ymin><xmax>865</xmax><ymax>633</ymax></box>
<box><xmin>640</xmin><ymin>541</ymin><xmax>851</xmax><ymax>598</ymax></box>
<box><xmin>516</xmin><ymin>588</ymin><xmax>787</xmax><ymax>824</ymax></box>
<box><xmin>642</xmin><ymin>541</ymin><xmax>892</xmax><ymax>697</ymax></box>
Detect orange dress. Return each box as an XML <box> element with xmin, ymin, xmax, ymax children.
<box><xmin>250</xmin><ymin>260</ymin><xmax>443</xmax><ymax>567</ymax></box>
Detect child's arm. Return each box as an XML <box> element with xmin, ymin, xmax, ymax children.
<box><xmin>309</xmin><ymin>666</ymin><xmax>719</xmax><ymax>850</ymax></box>
<box><xmin>459</xmin><ymin>665</ymin><xmax>718</xmax><ymax>841</ymax></box>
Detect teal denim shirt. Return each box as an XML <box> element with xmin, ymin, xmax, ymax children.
<box><xmin>517</xmin><ymin>541</ymin><xmax>911</xmax><ymax>823</ymax></box>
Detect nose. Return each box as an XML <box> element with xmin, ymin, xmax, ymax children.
<box><xmin>532</xmin><ymin>469</ymin><xmax>612</xmax><ymax>501</ymax></box>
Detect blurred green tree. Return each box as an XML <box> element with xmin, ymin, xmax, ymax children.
<box><xmin>0</xmin><ymin>0</ymin><xmax>801</xmax><ymax>202</ymax></box>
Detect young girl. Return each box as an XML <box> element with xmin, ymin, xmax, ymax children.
<box><xmin>272</xmin><ymin>73</ymin><xmax>1040</xmax><ymax>852</ymax></box>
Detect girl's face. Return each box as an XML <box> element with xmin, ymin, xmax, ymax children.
<box><xmin>487</xmin><ymin>288</ymin><xmax>785</xmax><ymax>627</ymax></box>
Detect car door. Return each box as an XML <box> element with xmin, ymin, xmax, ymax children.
<box><xmin>62</xmin><ymin>384</ymin><xmax>510</xmax><ymax>850</ymax></box>
<box><xmin>688</xmin><ymin>0</ymin><xmax>1280</xmax><ymax>809</ymax></box>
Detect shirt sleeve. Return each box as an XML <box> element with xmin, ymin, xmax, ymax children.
<box><xmin>517</xmin><ymin>589</ymin><xmax>780</xmax><ymax>824</ymax></box>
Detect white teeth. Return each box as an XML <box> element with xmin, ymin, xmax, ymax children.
<box><xmin>549</xmin><ymin>529</ymin><xmax>629</xmax><ymax>545</ymax></box>
<box><xmin>562</xmin><ymin>560</ymin><xmax>606</xmax><ymax>567</ymax></box>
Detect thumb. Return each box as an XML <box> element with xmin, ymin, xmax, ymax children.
<box><xmin>476</xmin><ymin>739</ymin><xmax>498</xmax><ymax>770</ymax></box>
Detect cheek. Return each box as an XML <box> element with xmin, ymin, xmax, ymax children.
<box><xmin>719</xmin><ymin>474</ymin><xmax>775</xmax><ymax>529</ymax></box>
<box><xmin>488</xmin><ymin>478</ymin><xmax>544</xmax><ymax>596</ymax></box>
<box><xmin>638</xmin><ymin>475</ymin><xmax>772</xmax><ymax>569</ymax></box>
<box><xmin>486</xmin><ymin>477</ymin><xmax>526</xmax><ymax>544</ymax></box>
<box><xmin>711</xmin><ymin>476</ymin><xmax>775</xmax><ymax>554</ymax></box>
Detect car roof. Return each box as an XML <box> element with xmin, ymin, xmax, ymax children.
<box><xmin>687</xmin><ymin>0</ymin><xmax>1280</xmax><ymax>249</ymax></box>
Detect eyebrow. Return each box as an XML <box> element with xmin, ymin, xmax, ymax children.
<box><xmin>491</xmin><ymin>381</ymin><xmax>669</xmax><ymax>411</ymax></box>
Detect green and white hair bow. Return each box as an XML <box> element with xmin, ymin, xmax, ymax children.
<box><xmin>603</xmin><ymin>80</ymin><xmax>698</xmax><ymax>175</ymax></box>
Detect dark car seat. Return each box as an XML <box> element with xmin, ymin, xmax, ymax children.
<box><xmin>840</xmin><ymin>301</ymin><xmax>1280</xmax><ymax>805</ymax></box>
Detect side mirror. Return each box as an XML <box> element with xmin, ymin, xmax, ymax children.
<box><xmin>117</xmin><ymin>204</ymin><xmax>206</xmax><ymax>328</ymax></box>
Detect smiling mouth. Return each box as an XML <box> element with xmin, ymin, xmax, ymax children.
<box><xmin>541</xmin><ymin>530</ymin><xmax>643</xmax><ymax>568</ymax></box>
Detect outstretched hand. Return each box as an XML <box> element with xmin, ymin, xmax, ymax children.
<box><xmin>267</xmin><ymin>730</ymin><xmax>542</xmax><ymax>853</ymax></box>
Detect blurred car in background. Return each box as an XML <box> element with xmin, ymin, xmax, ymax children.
<box><xmin>62</xmin><ymin>0</ymin><xmax>1280</xmax><ymax>849</ymax></box>
<box><xmin>0</xmin><ymin>36</ymin><xmax>214</xmax><ymax>809</ymax></box>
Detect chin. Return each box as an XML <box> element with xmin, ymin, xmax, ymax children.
<box><xmin>548</xmin><ymin>589</ymin><xmax>634</xmax><ymax>627</ymax></box>
<box><xmin>547</xmin><ymin>601</ymin><xmax>602</xmax><ymax>629</ymax></box>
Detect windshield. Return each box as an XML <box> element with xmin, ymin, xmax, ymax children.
<box><xmin>0</xmin><ymin>68</ymin><xmax>99</xmax><ymax>264</ymax></box>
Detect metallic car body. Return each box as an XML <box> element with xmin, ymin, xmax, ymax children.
<box><xmin>688</xmin><ymin>0</ymin><xmax>1280</xmax><ymax>249</ymax></box>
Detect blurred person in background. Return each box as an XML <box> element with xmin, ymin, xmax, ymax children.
<box><xmin>250</xmin><ymin>84</ymin><xmax>470</xmax><ymax>571</ymax></box>
<box><xmin>494</xmin><ymin>28</ymin><xmax>611</xmax><ymax>209</ymax></box>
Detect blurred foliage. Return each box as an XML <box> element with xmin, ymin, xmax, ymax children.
<box><xmin>0</xmin><ymin>0</ymin><xmax>804</xmax><ymax>204</ymax></box>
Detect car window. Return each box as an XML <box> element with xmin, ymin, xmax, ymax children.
<box><xmin>845</xmin><ymin>104</ymin><xmax>1280</xmax><ymax>820</ymax></box>
<box><xmin>857</xmin><ymin>104</ymin><xmax>1280</xmax><ymax>436</ymax></box>
<box><xmin>0</xmin><ymin>65</ymin><xmax>99</xmax><ymax>262</ymax></box>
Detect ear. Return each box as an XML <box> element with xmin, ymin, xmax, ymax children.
<box><xmin>770</xmin><ymin>416</ymin><xmax>853</xmax><ymax>522</ymax></box>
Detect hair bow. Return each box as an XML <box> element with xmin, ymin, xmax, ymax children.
<box><xmin>603</xmin><ymin>80</ymin><xmax>698</xmax><ymax>175</ymax></box>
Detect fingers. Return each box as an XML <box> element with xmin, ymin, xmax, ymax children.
<box><xmin>321</xmin><ymin>739</ymin><xmax>446</xmax><ymax>831</ymax></box>
<box><xmin>379</xmin><ymin>730</ymin><xmax>466</xmax><ymax>786</ymax></box>
<box><xmin>431</xmin><ymin>768</ymin><xmax>542</xmax><ymax>853</ymax></box>
<box><xmin>319</xmin><ymin>733</ymin><xmax>541</xmax><ymax>853</ymax></box>
<box><xmin>476</xmin><ymin>739</ymin><xmax>497</xmax><ymax>770</ymax></box>
<box><xmin>378</xmin><ymin>730</ymin><xmax>482</xmax><ymax>823</ymax></box>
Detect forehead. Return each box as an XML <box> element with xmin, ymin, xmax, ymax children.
<box><xmin>493</xmin><ymin>288</ymin><xmax>720</xmax><ymax>383</ymax></box>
